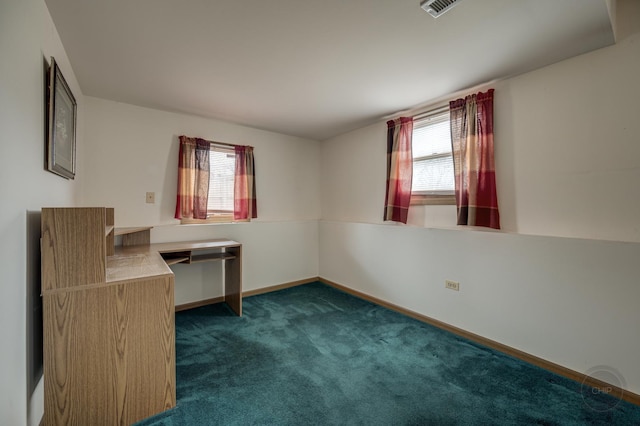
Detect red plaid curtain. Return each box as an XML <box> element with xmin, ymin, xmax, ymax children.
<box><xmin>449</xmin><ymin>89</ymin><xmax>500</xmax><ymax>229</ymax></box>
<box><xmin>234</xmin><ymin>145</ymin><xmax>257</xmax><ymax>221</ymax></box>
<box><xmin>174</xmin><ymin>136</ymin><xmax>210</xmax><ymax>219</ymax></box>
<box><xmin>383</xmin><ymin>117</ymin><xmax>413</xmax><ymax>223</ymax></box>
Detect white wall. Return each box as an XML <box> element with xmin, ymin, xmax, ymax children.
<box><xmin>322</xmin><ymin>28</ymin><xmax>640</xmax><ymax>243</ymax></box>
<box><xmin>0</xmin><ymin>1</ymin><xmax>84</xmax><ymax>424</ymax></box>
<box><xmin>319</xmin><ymin>10</ymin><xmax>640</xmax><ymax>395</ymax></box>
<box><xmin>83</xmin><ymin>97</ymin><xmax>319</xmax><ymax>226</ymax></box>
<box><xmin>83</xmin><ymin>98</ymin><xmax>320</xmax><ymax>302</ymax></box>
<box><xmin>495</xmin><ymin>29</ymin><xmax>640</xmax><ymax>242</ymax></box>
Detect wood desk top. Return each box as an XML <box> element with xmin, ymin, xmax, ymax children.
<box><xmin>116</xmin><ymin>238</ymin><xmax>241</xmax><ymax>255</ymax></box>
<box><xmin>107</xmin><ymin>251</ymin><xmax>172</xmax><ymax>283</ymax></box>
<box><xmin>108</xmin><ymin>239</ymin><xmax>241</xmax><ymax>283</ymax></box>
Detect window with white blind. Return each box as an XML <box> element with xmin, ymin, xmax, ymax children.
<box><xmin>207</xmin><ymin>146</ymin><xmax>235</xmax><ymax>217</ymax></box>
<box><xmin>412</xmin><ymin>108</ymin><xmax>456</xmax><ymax>205</ymax></box>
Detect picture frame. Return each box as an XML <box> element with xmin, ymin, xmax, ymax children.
<box><xmin>46</xmin><ymin>57</ymin><xmax>77</xmax><ymax>179</ymax></box>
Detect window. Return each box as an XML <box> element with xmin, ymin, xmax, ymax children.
<box><xmin>411</xmin><ymin>108</ymin><xmax>455</xmax><ymax>205</ymax></box>
<box><xmin>176</xmin><ymin>136</ymin><xmax>256</xmax><ymax>224</ymax></box>
<box><xmin>207</xmin><ymin>146</ymin><xmax>235</xmax><ymax>218</ymax></box>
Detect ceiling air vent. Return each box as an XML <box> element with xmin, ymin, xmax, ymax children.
<box><xmin>420</xmin><ymin>0</ymin><xmax>462</xmax><ymax>18</ymax></box>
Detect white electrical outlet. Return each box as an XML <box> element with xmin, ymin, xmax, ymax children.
<box><xmin>146</xmin><ymin>192</ymin><xmax>155</xmax><ymax>204</ymax></box>
<box><xmin>445</xmin><ymin>280</ymin><xmax>460</xmax><ymax>291</ymax></box>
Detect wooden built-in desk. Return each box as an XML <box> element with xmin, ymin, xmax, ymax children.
<box><xmin>115</xmin><ymin>230</ymin><xmax>243</xmax><ymax>316</ymax></box>
<box><xmin>42</xmin><ymin>208</ymin><xmax>242</xmax><ymax>425</ymax></box>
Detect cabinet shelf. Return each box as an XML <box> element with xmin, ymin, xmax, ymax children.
<box><xmin>160</xmin><ymin>251</ymin><xmax>236</xmax><ymax>265</ymax></box>
<box><xmin>164</xmin><ymin>257</ymin><xmax>190</xmax><ymax>266</ymax></box>
<box><xmin>115</xmin><ymin>226</ymin><xmax>153</xmax><ymax>236</ymax></box>
<box><xmin>191</xmin><ymin>252</ymin><xmax>236</xmax><ymax>263</ymax></box>
<box><xmin>115</xmin><ymin>226</ymin><xmax>152</xmax><ymax>247</ymax></box>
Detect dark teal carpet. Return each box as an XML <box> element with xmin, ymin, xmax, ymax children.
<box><xmin>136</xmin><ymin>282</ymin><xmax>640</xmax><ymax>425</ymax></box>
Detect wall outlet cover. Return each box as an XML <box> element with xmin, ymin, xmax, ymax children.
<box><xmin>445</xmin><ymin>280</ymin><xmax>460</xmax><ymax>291</ymax></box>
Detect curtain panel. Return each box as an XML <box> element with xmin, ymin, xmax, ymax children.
<box><xmin>174</xmin><ymin>136</ymin><xmax>210</xmax><ymax>220</ymax></box>
<box><xmin>449</xmin><ymin>89</ymin><xmax>500</xmax><ymax>229</ymax></box>
<box><xmin>384</xmin><ymin>117</ymin><xmax>414</xmax><ymax>224</ymax></box>
<box><xmin>234</xmin><ymin>145</ymin><xmax>258</xmax><ymax>221</ymax></box>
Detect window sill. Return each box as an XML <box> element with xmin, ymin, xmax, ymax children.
<box><xmin>180</xmin><ymin>215</ymin><xmax>249</xmax><ymax>225</ymax></box>
<box><xmin>411</xmin><ymin>194</ymin><xmax>456</xmax><ymax>206</ymax></box>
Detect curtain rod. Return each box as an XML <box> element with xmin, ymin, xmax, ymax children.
<box><xmin>209</xmin><ymin>140</ymin><xmax>238</xmax><ymax>149</ymax></box>
<box><xmin>384</xmin><ymin>79</ymin><xmax>499</xmax><ymax>121</ymax></box>
<box><xmin>412</xmin><ymin>105</ymin><xmax>449</xmax><ymax>121</ymax></box>
<box><xmin>180</xmin><ymin>135</ymin><xmax>253</xmax><ymax>149</ymax></box>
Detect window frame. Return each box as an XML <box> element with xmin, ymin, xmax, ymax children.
<box><xmin>410</xmin><ymin>107</ymin><xmax>456</xmax><ymax>206</ymax></box>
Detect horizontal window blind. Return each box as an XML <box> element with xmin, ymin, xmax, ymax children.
<box><xmin>412</xmin><ymin>110</ymin><xmax>454</xmax><ymax>194</ymax></box>
<box><xmin>413</xmin><ymin>155</ymin><xmax>454</xmax><ymax>192</ymax></box>
<box><xmin>207</xmin><ymin>147</ymin><xmax>235</xmax><ymax>213</ymax></box>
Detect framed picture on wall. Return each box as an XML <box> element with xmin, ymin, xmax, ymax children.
<box><xmin>46</xmin><ymin>57</ymin><xmax>77</xmax><ymax>179</ymax></box>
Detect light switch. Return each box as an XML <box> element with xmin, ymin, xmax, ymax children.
<box><xmin>146</xmin><ymin>192</ymin><xmax>155</xmax><ymax>204</ymax></box>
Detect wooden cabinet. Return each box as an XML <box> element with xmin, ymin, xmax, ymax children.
<box><xmin>41</xmin><ymin>208</ymin><xmax>176</xmax><ymax>425</ymax></box>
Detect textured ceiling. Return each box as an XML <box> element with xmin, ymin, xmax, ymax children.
<box><xmin>45</xmin><ymin>0</ymin><xmax>614</xmax><ymax>141</ymax></box>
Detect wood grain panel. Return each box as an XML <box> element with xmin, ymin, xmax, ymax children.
<box><xmin>242</xmin><ymin>277</ymin><xmax>317</xmax><ymax>297</ymax></box>
<box><xmin>149</xmin><ymin>239</ymin><xmax>241</xmax><ymax>253</ymax></box>
<box><xmin>41</xmin><ymin>208</ymin><xmax>107</xmax><ymax>291</ymax></box>
<box><xmin>224</xmin><ymin>245</ymin><xmax>242</xmax><ymax>316</ymax></box>
<box><xmin>122</xmin><ymin>229</ymin><xmax>150</xmax><ymax>247</ymax></box>
<box><xmin>43</xmin><ymin>276</ymin><xmax>175</xmax><ymax>425</ymax></box>
<box><xmin>114</xmin><ymin>226</ymin><xmax>153</xmax><ymax>236</ymax></box>
<box><xmin>106</xmin><ymin>208</ymin><xmax>115</xmax><ymax>256</ymax></box>
<box><xmin>175</xmin><ymin>296</ymin><xmax>225</xmax><ymax>312</ymax></box>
